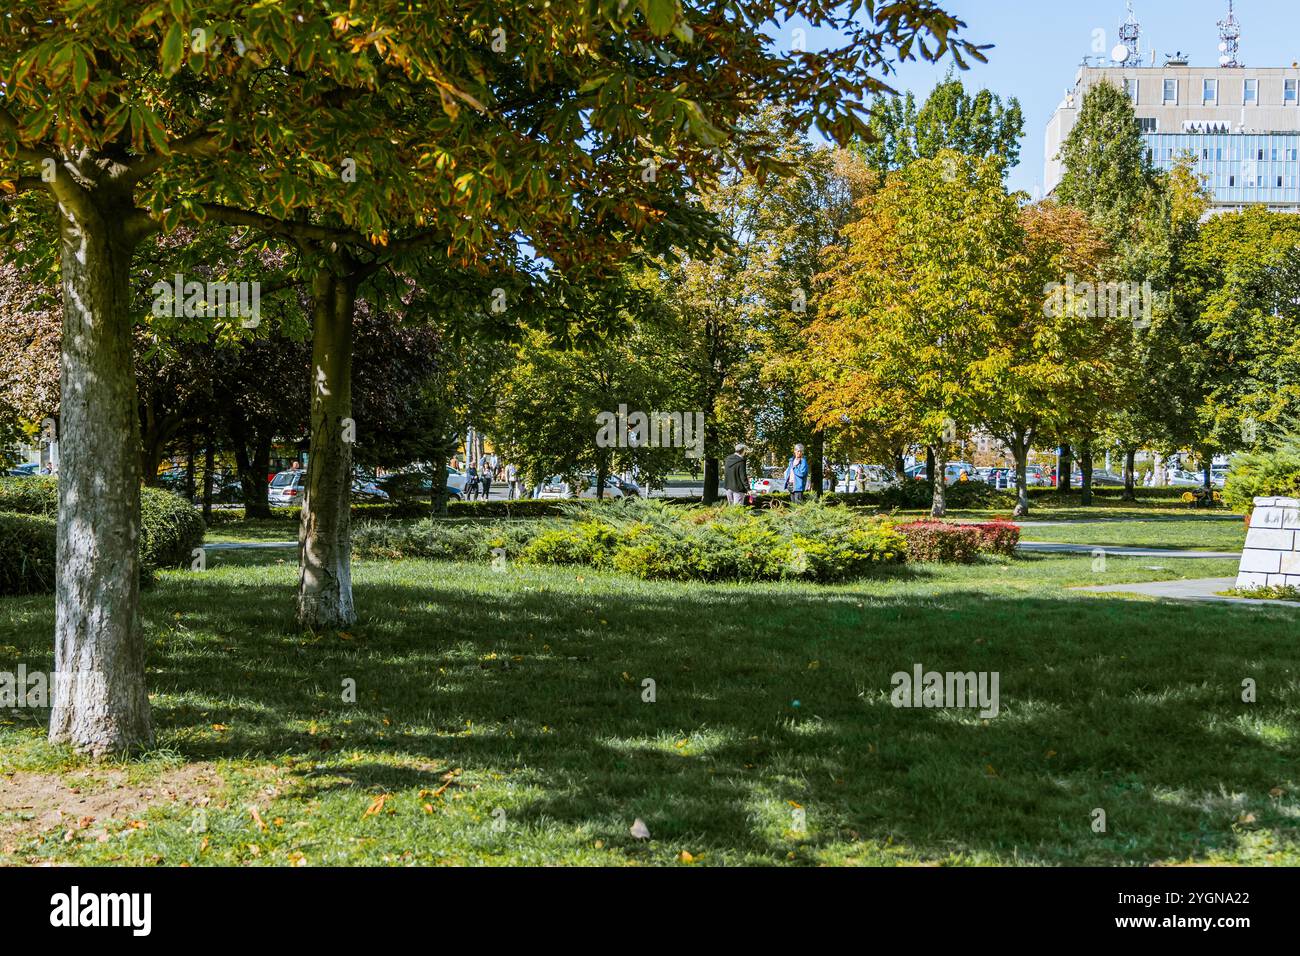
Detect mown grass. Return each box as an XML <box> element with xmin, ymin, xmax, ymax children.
<box><xmin>1015</xmin><ymin>518</ymin><xmax>1246</xmax><ymax>552</ymax></box>
<box><xmin>1</xmin><ymin>540</ymin><xmax>1296</xmax><ymax>867</ymax></box>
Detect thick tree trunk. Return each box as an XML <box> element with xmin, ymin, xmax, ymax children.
<box><xmin>1122</xmin><ymin>447</ymin><xmax>1137</xmax><ymax>502</ymax></box>
<box><xmin>702</xmin><ymin>456</ymin><xmax>719</xmax><ymax>504</ymax></box>
<box><xmin>48</xmin><ymin>186</ymin><xmax>153</xmax><ymax>755</ymax></box>
<box><xmin>930</xmin><ymin>444</ymin><xmax>947</xmax><ymax>518</ymax></box>
<box><xmin>925</xmin><ymin>445</ymin><xmax>936</xmax><ymax>498</ymax></box>
<box><xmin>1059</xmin><ymin>443</ymin><xmax>1073</xmax><ymax>492</ymax></box>
<box><xmin>232</xmin><ymin>426</ymin><xmax>272</xmax><ymax>519</ymax></box>
<box><xmin>298</xmin><ymin>270</ymin><xmax>357</xmax><ymax>630</ymax></box>
<box><xmin>432</xmin><ymin>451</ymin><xmax>451</xmax><ymax>516</ymax></box>
<box><xmin>1079</xmin><ymin>440</ymin><xmax>1094</xmax><ymax>507</ymax></box>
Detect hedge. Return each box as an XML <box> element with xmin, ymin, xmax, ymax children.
<box><xmin>0</xmin><ymin>477</ymin><xmax>205</xmax><ymax>577</ymax></box>
<box><xmin>355</xmin><ymin>499</ymin><xmax>909</xmax><ymax>584</ymax></box>
<box><xmin>898</xmin><ymin>520</ymin><xmax>1020</xmax><ymax>563</ymax></box>
<box><xmin>0</xmin><ymin>512</ymin><xmax>57</xmax><ymax>596</ymax></box>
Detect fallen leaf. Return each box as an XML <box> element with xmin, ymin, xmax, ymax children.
<box><xmin>362</xmin><ymin>793</ymin><xmax>391</xmax><ymax>818</ymax></box>
<box><xmin>629</xmin><ymin>818</ymin><xmax>651</xmax><ymax>840</ymax></box>
<box><xmin>248</xmin><ymin>806</ymin><xmax>268</xmax><ymax>832</ymax></box>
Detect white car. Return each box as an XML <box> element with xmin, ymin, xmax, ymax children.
<box><xmin>1167</xmin><ymin>469</ymin><xmax>1204</xmax><ymax>487</ymax></box>
<box><xmin>267</xmin><ymin>469</ymin><xmax>306</xmax><ymax>505</ymax></box>
<box><xmin>835</xmin><ymin>465</ymin><xmax>898</xmax><ymax>493</ymax></box>
<box><xmin>536</xmin><ymin>475</ymin><xmax>632</xmax><ymax>499</ymax></box>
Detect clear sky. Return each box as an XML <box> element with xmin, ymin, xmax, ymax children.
<box><xmin>858</xmin><ymin>0</ymin><xmax>1300</xmax><ymax>196</ymax></box>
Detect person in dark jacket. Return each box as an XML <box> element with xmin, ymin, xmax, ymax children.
<box><xmin>723</xmin><ymin>443</ymin><xmax>750</xmax><ymax>505</ymax></box>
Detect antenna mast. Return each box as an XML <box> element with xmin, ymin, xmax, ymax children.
<box><xmin>1218</xmin><ymin>0</ymin><xmax>1242</xmax><ymax>67</ymax></box>
<box><xmin>1117</xmin><ymin>2</ymin><xmax>1142</xmax><ymax>65</ymax></box>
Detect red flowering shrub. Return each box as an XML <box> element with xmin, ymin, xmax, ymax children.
<box><xmin>968</xmin><ymin>521</ymin><xmax>1020</xmax><ymax>556</ymax></box>
<box><xmin>899</xmin><ymin>520</ymin><xmax>1020</xmax><ymax>563</ymax></box>
<box><xmin>898</xmin><ymin>522</ymin><xmax>982</xmax><ymax>563</ymax></box>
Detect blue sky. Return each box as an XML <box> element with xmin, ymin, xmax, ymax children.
<box><xmin>841</xmin><ymin>0</ymin><xmax>1300</xmax><ymax>196</ymax></box>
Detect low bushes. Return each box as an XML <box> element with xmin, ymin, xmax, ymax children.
<box><xmin>898</xmin><ymin>520</ymin><xmax>1020</xmax><ymax>563</ymax></box>
<box><xmin>355</xmin><ymin>499</ymin><xmax>909</xmax><ymax>584</ymax></box>
<box><xmin>0</xmin><ymin>477</ymin><xmax>205</xmax><ymax>578</ymax></box>
<box><xmin>1223</xmin><ymin>438</ymin><xmax>1300</xmax><ymax>513</ymax></box>
<box><xmin>0</xmin><ymin>512</ymin><xmax>57</xmax><ymax>596</ymax></box>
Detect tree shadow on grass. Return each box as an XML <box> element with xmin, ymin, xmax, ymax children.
<box><xmin>2</xmin><ymin>552</ymin><xmax>1297</xmax><ymax>864</ymax></box>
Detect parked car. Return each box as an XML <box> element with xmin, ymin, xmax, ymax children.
<box><xmin>5</xmin><ymin>462</ymin><xmax>41</xmax><ymax>477</ymax></box>
<box><xmin>536</xmin><ymin>474</ymin><xmax>634</xmax><ymax>499</ymax></box>
<box><xmin>351</xmin><ymin>477</ymin><xmax>390</xmax><ymax>501</ymax></box>
<box><xmin>834</xmin><ymin>465</ymin><xmax>897</xmax><ymax>494</ymax></box>
<box><xmin>750</xmin><ymin>466</ymin><xmax>786</xmax><ymax>495</ymax></box>
<box><xmin>1165</xmin><ymin>468</ymin><xmax>1203</xmax><ymax>487</ymax></box>
<box><xmin>267</xmin><ymin>469</ymin><xmax>306</xmax><ymax>505</ymax></box>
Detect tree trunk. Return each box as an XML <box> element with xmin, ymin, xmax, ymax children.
<box><xmin>1012</xmin><ymin>432</ymin><xmax>1031</xmax><ymax>517</ymax></box>
<box><xmin>1059</xmin><ymin>443</ymin><xmax>1073</xmax><ymax>492</ymax></box>
<box><xmin>702</xmin><ymin>456</ymin><xmax>719</xmax><ymax>504</ymax></box>
<box><xmin>930</xmin><ymin>444</ymin><xmax>947</xmax><ymax>518</ymax></box>
<box><xmin>232</xmin><ymin>424</ymin><xmax>272</xmax><ymax>519</ymax></box>
<box><xmin>926</xmin><ymin>445</ymin><xmax>936</xmax><ymax>499</ymax></box>
<box><xmin>185</xmin><ymin>432</ymin><xmax>196</xmax><ymax>502</ymax></box>
<box><xmin>202</xmin><ymin>431</ymin><xmax>214</xmax><ymax>521</ymax></box>
<box><xmin>298</xmin><ymin>270</ymin><xmax>357</xmax><ymax>630</ymax></box>
<box><xmin>811</xmin><ymin>430</ymin><xmax>825</xmax><ymax>499</ymax></box>
<box><xmin>48</xmin><ymin>185</ymin><xmax>153</xmax><ymax>755</ymax></box>
<box><xmin>432</xmin><ymin>444</ymin><xmax>452</xmax><ymax>516</ymax></box>
<box><xmin>1122</xmin><ymin>447</ymin><xmax>1137</xmax><ymax>502</ymax></box>
<box><xmin>1079</xmin><ymin>440</ymin><xmax>1094</xmax><ymax>507</ymax></box>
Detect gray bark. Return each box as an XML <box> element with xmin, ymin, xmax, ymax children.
<box><xmin>297</xmin><ymin>269</ymin><xmax>357</xmax><ymax>629</ymax></box>
<box><xmin>48</xmin><ymin>181</ymin><xmax>153</xmax><ymax>755</ymax></box>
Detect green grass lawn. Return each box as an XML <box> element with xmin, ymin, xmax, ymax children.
<box><xmin>3</xmin><ymin>535</ymin><xmax>1297</xmax><ymax>867</ymax></box>
<box><xmin>1014</xmin><ymin>518</ymin><xmax>1246</xmax><ymax>552</ymax></box>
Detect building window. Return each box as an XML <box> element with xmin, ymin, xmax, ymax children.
<box><xmin>1287</xmin><ymin>79</ymin><xmax>1298</xmax><ymax>104</ymax></box>
<box><xmin>1123</xmin><ymin>78</ymin><xmax>1138</xmax><ymax>103</ymax></box>
<box><xmin>1279</xmin><ymin>176</ymin><xmax>1285</xmax><ymax>188</ymax></box>
<box><xmin>1229</xmin><ymin>175</ymin><xmax>1236</xmax><ymax>187</ymax></box>
<box><xmin>1163</xmin><ymin>78</ymin><xmax>1178</xmax><ymax>104</ymax></box>
<box><xmin>1137</xmin><ymin>117</ymin><xmax>1158</xmax><ymax>133</ymax></box>
<box><xmin>1258</xmin><ymin>176</ymin><xmax>1266</xmax><ymax>188</ymax></box>
<box><xmin>1203</xmin><ymin>78</ymin><xmax>1217</xmax><ymax>105</ymax></box>
<box><xmin>1290</xmin><ymin>149</ymin><xmax>1299</xmax><ymax>161</ymax></box>
<box><xmin>1244</xmin><ymin>78</ymin><xmax>1258</xmax><ymax>104</ymax></box>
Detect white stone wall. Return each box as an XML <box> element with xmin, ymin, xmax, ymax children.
<box><xmin>1236</xmin><ymin>497</ymin><xmax>1300</xmax><ymax>589</ymax></box>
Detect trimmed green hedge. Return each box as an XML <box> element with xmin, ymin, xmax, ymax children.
<box><xmin>0</xmin><ymin>477</ymin><xmax>205</xmax><ymax>578</ymax></box>
<box><xmin>0</xmin><ymin>512</ymin><xmax>57</xmax><ymax>595</ymax></box>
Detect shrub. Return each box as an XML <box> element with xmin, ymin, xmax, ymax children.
<box><xmin>353</xmin><ymin>518</ymin><xmax>539</xmax><ymax>562</ymax></box>
<box><xmin>968</xmin><ymin>521</ymin><xmax>1020</xmax><ymax>556</ymax></box>
<box><xmin>139</xmin><ymin>486</ymin><xmax>207</xmax><ymax>570</ymax></box>
<box><xmin>0</xmin><ymin>512</ymin><xmax>57</xmax><ymax>595</ymax></box>
<box><xmin>898</xmin><ymin>522</ymin><xmax>983</xmax><ymax>563</ymax></box>
<box><xmin>0</xmin><ymin>477</ymin><xmax>205</xmax><ymax>573</ymax></box>
<box><xmin>1223</xmin><ymin>438</ymin><xmax>1300</xmax><ymax>513</ymax></box>
<box><xmin>518</xmin><ymin>521</ymin><xmax>626</xmax><ymax>568</ymax></box>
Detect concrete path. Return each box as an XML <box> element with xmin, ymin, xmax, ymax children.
<box><xmin>1075</xmin><ymin>577</ymin><xmax>1300</xmax><ymax>608</ymax></box>
<box><xmin>205</xmin><ymin>540</ymin><xmax>296</xmax><ymax>551</ymax></box>
<box><xmin>1017</xmin><ymin>542</ymin><xmax>1241</xmax><ymax>559</ymax></box>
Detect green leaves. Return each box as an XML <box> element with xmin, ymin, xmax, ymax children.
<box><xmin>160</xmin><ymin>21</ymin><xmax>186</xmax><ymax>75</ymax></box>
<box><xmin>641</xmin><ymin>0</ymin><xmax>678</xmax><ymax>37</ymax></box>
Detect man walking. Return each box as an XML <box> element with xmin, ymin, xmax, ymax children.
<box><xmin>506</xmin><ymin>462</ymin><xmax>520</xmax><ymax>500</ymax></box>
<box><xmin>784</xmin><ymin>443</ymin><xmax>809</xmax><ymax>503</ymax></box>
<box><xmin>723</xmin><ymin>443</ymin><xmax>750</xmax><ymax>506</ymax></box>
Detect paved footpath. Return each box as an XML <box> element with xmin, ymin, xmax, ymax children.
<box><xmin>1076</xmin><ymin>577</ymin><xmax>1300</xmax><ymax>608</ymax></box>
<box><xmin>1016</xmin><ymin>542</ymin><xmax>1241</xmax><ymax>559</ymax></box>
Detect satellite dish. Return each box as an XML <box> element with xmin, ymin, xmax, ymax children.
<box><xmin>1220</xmin><ymin>55</ymin><xmax>1231</xmax><ymax>65</ymax></box>
<box><xmin>1219</xmin><ymin>41</ymin><xmax>1228</xmax><ymax>52</ymax></box>
<box><xmin>1111</xmin><ymin>44</ymin><xmax>1130</xmax><ymax>63</ymax></box>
